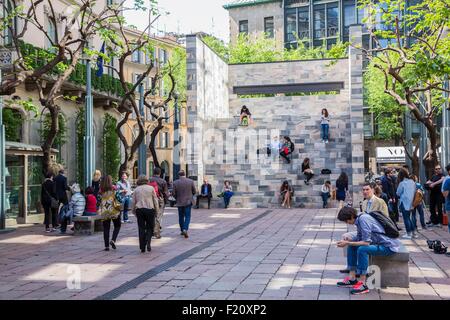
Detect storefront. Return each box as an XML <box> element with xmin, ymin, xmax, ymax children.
<box><xmin>376</xmin><ymin>146</ymin><xmax>406</xmax><ymax>172</ymax></box>
<box><xmin>5</xmin><ymin>142</ymin><xmax>57</xmax><ymax>226</ymax></box>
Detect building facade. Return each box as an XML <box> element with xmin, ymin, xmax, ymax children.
<box><xmin>224</xmin><ymin>0</ymin><xmax>424</xmax><ymax>172</ymax></box>
<box><xmin>1</xmin><ymin>0</ymin><xmax>186</xmax><ymax>226</ymax></box>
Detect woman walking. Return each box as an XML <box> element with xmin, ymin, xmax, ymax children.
<box><xmin>280</xmin><ymin>180</ymin><xmax>294</xmax><ymax>208</ymax></box>
<box><xmin>302</xmin><ymin>158</ymin><xmax>314</xmax><ymax>185</ymax></box>
<box><xmin>336</xmin><ymin>172</ymin><xmax>349</xmax><ymax>209</ymax></box>
<box><xmin>41</xmin><ymin>172</ymin><xmax>58</xmax><ymax>233</ymax></box>
<box><xmin>223</xmin><ymin>181</ymin><xmax>234</xmax><ymax>209</ymax></box>
<box><xmin>132</xmin><ymin>175</ymin><xmax>160</xmax><ymax>253</ymax></box>
<box><xmin>397</xmin><ymin>168</ymin><xmax>417</xmax><ymax>239</ymax></box>
<box><xmin>99</xmin><ymin>175</ymin><xmax>122</xmax><ymax>251</ymax></box>
<box><xmin>321</xmin><ymin>108</ymin><xmax>330</xmax><ymax>143</ymax></box>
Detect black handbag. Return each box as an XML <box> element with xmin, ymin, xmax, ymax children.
<box><xmin>321</xmin><ymin>169</ymin><xmax>332</xmax><ymax>174</ymax></box>
<box><xmin>44</xmin><ymin>187</ymin><xmax>59</xmax><ymax>209</ymax></box>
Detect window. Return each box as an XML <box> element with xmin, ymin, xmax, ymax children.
<box><xmin>159</xmin><ymin>132</ymin><xmax>169</xmax><ymax>148</ymax></box>
<box><xmin>298</xmin><ymin>7</ymin><xmax>309</xmax><ymax>40</ymax></box>
<box><xmin>132</xmin><ymin>48</ymin><xmax>141</xmax><ymax>63</ymax></box>
<box><xmin>264</xmin><ymin>17</ymin><xmax>274</xmax><ymax>38</ymax></box>
<box><xmin>363</xmin><ymin>109</ymin><xmax>373</xmax><ymax>137</ymax></box>
<box><xmin>285</xmin><ymin>9</ymin><xmax>297</xmax><ymax>44</ymax></box>
<box><xmin>159</xmin><ymin>48</ymin><xmax>168</xmax><ymax>66</ymax></box>
<box><xmin>326</xmin><ymin>3</ymin><xmax>339</xmax><ymax>37</ymax></box>
<box><xmin>2</xmin><ymin>0</ymin><xmax>17</xmax><ymax>46</ymax></box>
<box><xmin>239</xmin><ymin>20</ymin><xmax>248</xmax><ymax>35</ymax></box>
<box><xmin>313</xmin><ymin>5</ymin><xmax>326</xmax><ymax>39</ymax></box>
<box><xmin>343</xmin><ymin>0</ymin><xmax>356</xmax><ymax>38</ymax></box>
<box><xmin>47</xmin><ymin>17</ymin><xmax>57</xmax><ymax>50</ymax></box>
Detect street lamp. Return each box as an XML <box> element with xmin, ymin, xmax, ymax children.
<box><xmin>441</xmin><ymin>27</ymin><xmax>450</xmax><ymax>172</ymax></box>
<box><xmin>138</xmin><ymin>79</ymin><xmax>146</xmax><ymax>175</ymax></box>
<box><xmin>83</xmin><ymin>51</ymin><xmax>95</xmax><ymax>190</ymax></box>
<box><xmin>172</xmin><ymin>92</ymin><xmax>180</xmax><ymax>181</ymax></box>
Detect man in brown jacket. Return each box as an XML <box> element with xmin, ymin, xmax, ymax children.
<box><xmin>173</xmin><ymin>170</ymin><xmax>197</xmax><ymax>238</ymax></box>
<box><xmin>361</xmin><ymin>183</ymin><xmax>389</xmax><ymax>217</ymax></box>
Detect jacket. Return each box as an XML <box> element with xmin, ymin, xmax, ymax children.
<box><xmin>173</xmin><ymin>177</ymin><xmax>197</xmax><ymax>207</ymax></box>
<box><xmin>149</xmin><ymin>175</ymin><xmax>169</xmax><ymax>201</ymax></box>
<box><xmin>199</xmin><ymin>183</ymin><xmax>212</xmax><ymax>197</ymax></box>
<box><xmin>54</xmin><ymin>174</ymin><xmax>69</xmax><ymax>202</ymax></box>
<box><xmin>362</xmin><ymin>196</ymin><xmax>389</xmax><ymax>217</ymax></box>
<box><xmin>132</xmin><ymin>185</ymin><xmax>160</xmax><ymax>213</ymax></box>
<box><xmin>41</xmin><ymin>179</ymin><xmax>56</xmax><ymax>207</ymax></box>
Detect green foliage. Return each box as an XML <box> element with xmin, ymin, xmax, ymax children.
<box><xmin>202</xmin><ymin>33</ymin><xmax>348</xmax><ymax>64</ymax></box>
<box><xmin>19</xmin><ymin>42</ymin><xmax>132</xmax><ymax>97</ymax></box>
<box><xmin>75</xmin><ymin>109</ymin><xmax>85</xmax><ymax>184</ymax></box>
<box><xmin>166</xmin><ymin>47</ymin><xmax>187</xmax><ymax>101</ymax></box>
<box><xmin>2</xmin><ymin>108</ymin><xmax>23</xmax><ymax>142</ymax></box>
<box><xmin>103</xmin><ymin>114</ymin><xmax>120</xmax><ymax>181</ymax></box>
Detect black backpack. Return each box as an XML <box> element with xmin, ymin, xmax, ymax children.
<box><xmin>366</xmin><ymin>211</ymin><xmax>400</xmax><ymax>239</ymax></box>
<box><xmin>289</xmin><ymin>141</ymin><xmax>295</xmax><ymax>153</ymax></box>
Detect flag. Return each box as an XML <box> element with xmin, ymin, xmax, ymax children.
<box><xmin>96</xmin><ymin>42</ymin><xmax>105</xmax><ymax>77</ymax></box>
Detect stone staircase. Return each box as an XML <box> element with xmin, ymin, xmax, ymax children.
<box><xmin>201</xmin><ymin>112</ymin><xmax>352</xmax><ymax>209</ymax></box>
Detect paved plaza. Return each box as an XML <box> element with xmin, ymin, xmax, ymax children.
<box><xmin>1</xmin><ymin>207</ymin><xmax>450</xmax><ymax>300</ymax></box>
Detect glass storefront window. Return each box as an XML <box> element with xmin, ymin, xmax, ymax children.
<box><xmin>28</xmin><ymin>156</ymin><xmax>43</xmax><ymax>215</ymax></box>
<box><xmin>5</xmin><ymin>155</ymin><xmax>24</xmax><ymax>220</ymax></box>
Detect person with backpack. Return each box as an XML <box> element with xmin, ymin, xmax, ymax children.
<box><xmin>100</xmin><ymin>175</ymin><xmax>122</xmax><ymax>251</ymax></box>
<box><xmin>149</xmin><ymin>167</ymin><xmax>168</xmax><ymax>239</ymax></box>
<box><xmin>396</xmin><ymin>168</ymin><xmax>417</xmax><ymax>239</ymax></box>
<box><xmin>336</xmin><ymin>206</ymin><xmax>401</xmax><ymax>295</ymax></box>
<box><xmin>279</xmin><ymin>136</ymin><xmax>294</xmax><ymax>164</ymax></box>
<box><xmin>133</xmin><ymin>175</ymin><xmax>160</xmax><ymax>253</ymax></box>
<box><xmin>320</xmin><ymin>108</ymin><xmax>330</xmax><ymax>143</ymax></box>
<box><xmin>411</xmin><ymin>175</ymin><xmax>427</xmax><ymax>230</ymax></box>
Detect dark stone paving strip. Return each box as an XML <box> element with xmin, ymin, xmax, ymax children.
<box><xmin>95</xmin><ymin>210</ymin><xmax>273</xmax><ymax>300</ymax></box>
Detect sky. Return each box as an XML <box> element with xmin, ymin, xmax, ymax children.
<box><xmin>124</xmin><ymin>0</ymin><xmax>230</xmax><ymax>42</ymax></box>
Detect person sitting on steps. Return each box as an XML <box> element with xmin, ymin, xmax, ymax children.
<box><xmin>280</xmin><ymin>180</ymin><xmax>294</xmax><ymax>208</ymax></box>
<box><xmin>239</xmin><ymin>105</ymin><xmax>252</xmax><ymax>126</ymax></box>
<box><xmin>302</xmin><ymin>158</ymin><xmax>314</xmax><ymax>185</ymax></box>
<box><xmin>280</xmin><ymin>136</ymin><xmax>294</xmax><ymax>164</ymax></box>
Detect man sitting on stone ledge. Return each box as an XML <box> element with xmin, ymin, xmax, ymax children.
<box><xmin>336</xmin><ymin>206</ymin><xmax>401</xmax><ymax>295</ymax></box>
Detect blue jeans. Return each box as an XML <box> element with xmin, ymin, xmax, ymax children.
<box><xmin>321</xmin><ymin>124</ymin><xmax>329</xmax><ymax>140</ymax></box>
<box><xmin>178</xmin><ymin>205</ymin><xmax>192</xmax><ymax>231</ymax></box>
<box><xmin>122</xmin><ymin>196</ymin><xmax>131</xmax><ymax>221</ymax></box>
<box><xmin>400</xmin><ymin>203</ymin><xmax>416</xmax><ymax>233</ymax></box>
<box><xmin>347</xmin><ymin>245</ymin><xmax>395</xmax><ymax>275</ymax></box>
<box><xmin>412</xmin><ymin>204</ymin><xmax>426</xmax><ymax>228</ymax></box>
<box><xmin>321</xmin><ymin>192</ymin><xmax>330</xmax><ymax>208</ymax></box>
<box><xmin>224</xmin><ymin>191</ymin><xmax>234</xmax><ymax>208</ymax></box>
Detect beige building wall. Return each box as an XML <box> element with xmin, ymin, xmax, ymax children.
<box><xmin>228</xmin><ymin>2</ymin><xmax>284</xmax><ymax>49</ymax></box>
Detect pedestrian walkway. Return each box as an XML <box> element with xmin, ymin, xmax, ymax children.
<box><xmin>1</xmin><ymin>207</ymin><xmax>450</xmax><ymax>300</ymax></box>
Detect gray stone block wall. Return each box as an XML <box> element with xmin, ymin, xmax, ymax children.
<box><xmin>186</xmin><ymin>33</ymin><xmax>365</xmax><ymax>208</ymax></box>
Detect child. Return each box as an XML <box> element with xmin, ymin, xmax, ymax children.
<box><xmin>321</xmin><ymin>180</ymin><xmax>331</xmax><ymax>208</ymax></box>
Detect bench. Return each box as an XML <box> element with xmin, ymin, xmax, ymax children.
<box><xmin>73</xmin><ymin>215</ymin><xmax>103</xmax><ymax>236</ymax></box>
<box><xmin>369</xmin><ymin>243</ymin><xmax>410</xmax><ymax>288</ymax></box>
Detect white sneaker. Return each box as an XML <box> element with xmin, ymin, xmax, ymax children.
<box><xmin>412</xmin><ymin>232</ymin><xmax>419</xmax><ymax>239</ymax></box>
<box><xmin>402</xmin><ymin>234</ymin><xmax>412</xmax><ymax>239</ymax></box>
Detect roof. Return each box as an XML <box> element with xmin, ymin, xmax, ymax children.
<box><xmin>223</xmin><ymin>0</ymin><xmax>281</xmax><ymax>10</ymax></box>
<box><xmin>5</xmin><ymin>141</ymin><xmax>58</xmax><ymax>154</ymax></box>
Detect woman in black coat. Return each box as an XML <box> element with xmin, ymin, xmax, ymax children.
<box><xmin>41</xmin><ymin>172</ymin><xmax>58</xmax><ymax>233</ymax></box>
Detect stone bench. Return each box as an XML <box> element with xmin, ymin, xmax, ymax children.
<box><xmin>369</xmin><ymin>243</ymin><xmax>409</xmax><ymax>288</ymax></box>
<box><xmin>73</xmin><ymin>215</ymin><xmax>103</xmax><ymax>236</ymax></box>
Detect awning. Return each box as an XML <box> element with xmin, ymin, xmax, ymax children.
<box><xmin>5</xmin><ymin>141</ymin><xmax>58</xmax><ymax>155</ymax></box>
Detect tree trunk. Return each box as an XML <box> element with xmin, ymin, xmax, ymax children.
<box><xmin>41</xmin><ymin>106</ymin><xmax>59</xmax><ymax>175</ymax></box>
<box><xmin>423</xmin><ymin>122</ymin><xmax>439</xmax><ymax>179</ymax></box>
<box><xmin>149</xmin><ymin>119</ymin><xmax>164</xmax><ymax>169</ymax></box>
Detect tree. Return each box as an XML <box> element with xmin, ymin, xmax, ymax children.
<box><xmin>357</xmin><ymin>0</ymin><xmax>450</xmax><ymax>177</ymax></box>
<box><xmin>98</xmin><ymin>2</ymin><xmax>176</xmax><ymax>176</ymax></box>
<box><xmin>364</xmin><ymin>61</ymin><xmax>420</xmax><ymax>175</ymax></box>
<box><xmin>0</xmin><ymin>0</ymin><xmax>125</xmax><ymax>175</ymax></box>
